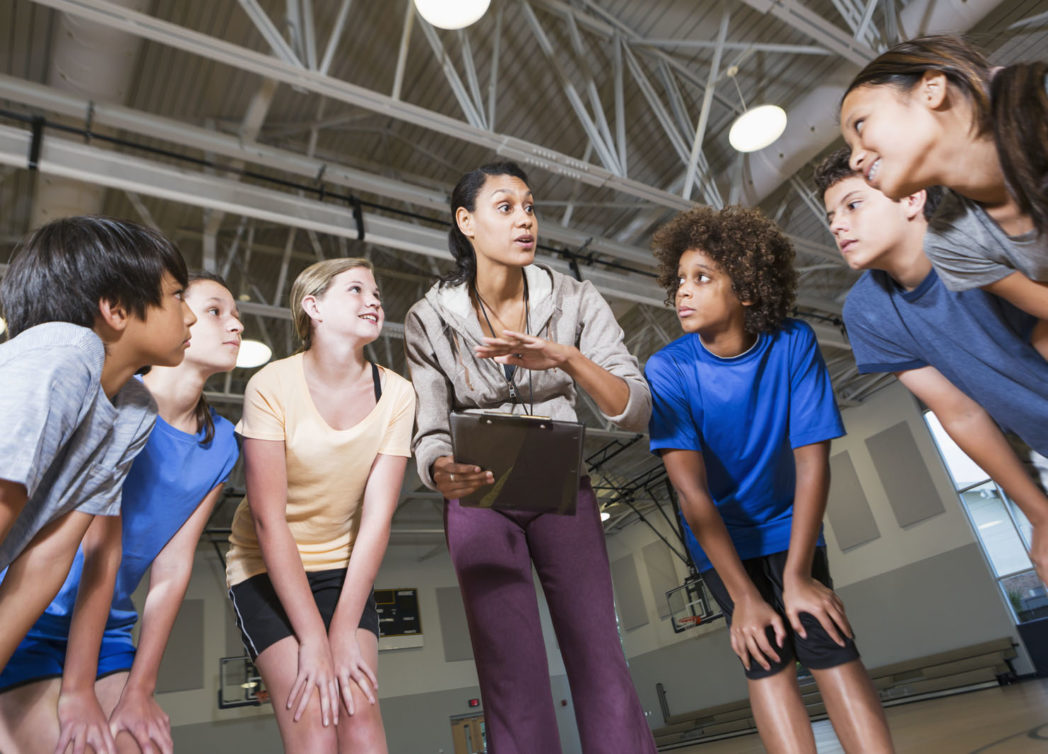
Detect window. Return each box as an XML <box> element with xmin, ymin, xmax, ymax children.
<box><xmin>924</xmin><ymin>413</ymin><xmax>1048</xmax><ymax>624</ymax></box>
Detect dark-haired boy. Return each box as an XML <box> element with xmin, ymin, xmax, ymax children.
<box><xmin>0</xmin><ymin>216</ymin><xmax>194</xmax><ymax>673</ymax></box>
<box><xmin>816</xmin><ymin>147</ymin><xmax>1048</xmax><ymax>586</ymax></box>
<box><xmin>646</xmin><ymin>205</ymin><xmax>892</xmax><ymax>753</ymax></box>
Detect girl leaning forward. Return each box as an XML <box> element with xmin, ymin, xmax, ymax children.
<box><xmin>226</xmin><ymin>259</ymin><xmax>414</xmax><ymax>754</ymax></box>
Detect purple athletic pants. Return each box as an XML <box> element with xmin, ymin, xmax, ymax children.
<box><xmin>445</xmin><ymin>479</ymin><xmax>657</xmax><ymax>754</ymax></box>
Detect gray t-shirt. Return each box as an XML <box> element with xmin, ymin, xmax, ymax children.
<box><xmin>0</xmin><ymin>322</ymin><xmax>156</xmax><ymax>570</ymax></box>
<box><xmin>924</xmin><ymin>189</ymin><xmax>1048</xmax><ymax>291</ymax></box>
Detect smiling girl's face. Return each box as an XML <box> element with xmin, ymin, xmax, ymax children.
<box><xmin>840</xmin><ymin>77</ymin><xmax>946</xmax><ymax>201</ymax></box>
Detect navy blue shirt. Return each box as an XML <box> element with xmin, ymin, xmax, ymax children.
<box><xmin>843</xmin><ymin>268</ymin><xmax>1048</xmax><ymax>455</ymax></box>
<box><xmin>647</xmin><ymin>319</ymin><xmax>845</xmax><ymax>571</ymax></box>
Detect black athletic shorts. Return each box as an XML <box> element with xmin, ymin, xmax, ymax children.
<box><xmin>228</xmin><ymin>568</ymin><xmax>380</xmax><ymax>660</ymax></box>
<box><xmin>701</xmin><ymin>547</ymin><xmax>860</xmax><ymax>680</ymax></box>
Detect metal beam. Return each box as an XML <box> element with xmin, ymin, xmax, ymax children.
<box><xmin>0</xmin><ymin>124</ymin><xmax>665</xmax><ymax>307</ymax></box>
<box><xmin>738</xmin><ymin>0</ymin><xmax>876</xmax><ymax>66</ymax></box>
<box><xmin>0</xmin><ymin>75</ymin><xmax>660</xmax><ymax>267</ymax></box>
<box><xmin>417</xmin><ymin>18</ymin><xmax>487</xmax><ymax>129</ymax></box>
<box><xmin>682</xmin><ymin>6</ymin><xmax>729</xmax><ymax>202</ymax></box>
<box><xmin>237</xmin><ymin>0</ymin><xmax>302</xmax><ymax>67</ymax></box>
<box><xmin>30</xmin><ymin>0</ymin><xmax>692</xmax><ymax>210</ymax></box>
<box><xmin>520</xmin><ymin>0</ymin><xmax>622</xmax><ymax>175</ymax></box>
<box><xmin>318</xmin><ymin>0</ymin><xmax>352</xmax><ymax>76</ymax></box>
<box><xmin>639</xmin><ymin>39</ymin><xmax>831</xmax><ymax>56</ymax></box>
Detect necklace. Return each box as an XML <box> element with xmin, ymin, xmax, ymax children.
<box><xmin>474</xmin><ymin>272</ymin><xmax>534</xmax><ymax>414</ymax></box>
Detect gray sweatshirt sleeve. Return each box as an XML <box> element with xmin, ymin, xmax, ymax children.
<box><xmin>575</xmin><ymin>280</ymin><xmax>652</xmax><ymax>433</ymax></box>
<box><xmin>404</xmin><ymin>304</ymin><xmax>454</xmax><ymax>491</ymax></box>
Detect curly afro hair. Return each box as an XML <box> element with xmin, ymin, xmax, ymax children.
<box><xmin>651</xmin><ymin>205</ymin><xmax>797</xmax><ymax>335</ymax></box>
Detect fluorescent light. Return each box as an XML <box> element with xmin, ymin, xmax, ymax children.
<box><xmin>600</xmin><ymin>510</ymin><xmax>611</xmax><ymax>522</ymax></box>
<box><xmin>728</xmin><ymin>105</ymin><xmax>787</xmax><ymax>153</ymax></box>
<box><xmin>236</xmin><ymin>339</ymin><xmax>272</xmax><ymax>369</ymax></box>
<box><xmin>414</xmin><ymin>0</ymin><xmax>490</xmax><ymax>29</ymax></box>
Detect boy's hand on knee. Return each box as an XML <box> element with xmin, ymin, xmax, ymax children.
<box><xmin>55</xmin><ymin>688</ymin><xmax>117</xmax><ymax>754</ymax></box>
<box><xmin>782</xmin><ymin>575</ymin><xmax>852</xmax><ymax>646</ymax></box>
<box><xmin>730</xmin><ymin>595</ymin><xmax>786</xmax><ymax>672</ymax></box>
<box><xmin>108</xmin><ymin>686</ymin><xmax>173</xmax><ymax>754</ymax></box>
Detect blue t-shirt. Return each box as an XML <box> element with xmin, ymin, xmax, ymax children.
<box><xmin>23</xmin><ymin>409</ymin><xmax>238</xmax><ymax>643</ymax></box>
<box><xmin>843</xmin><ymin>268</ymin><xmax>1048</xmax><ymax>456</ymax></box>
<box><xmin>646</xmin><ymin>319</ymin><xmax>845</xmax><ymax>571</ymax></box>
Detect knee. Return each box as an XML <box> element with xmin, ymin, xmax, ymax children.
<box><xmin>337</xmin><ymin>704</ymin><xmax>385</xmax><ymax>751</ymax></box>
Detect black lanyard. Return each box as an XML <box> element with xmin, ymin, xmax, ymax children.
<box><xmin>475</xmin><ymin>274</ymin><xmax>535</xmax><ymax>415</ymax></box>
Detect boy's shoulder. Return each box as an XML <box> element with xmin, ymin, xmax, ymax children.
<box><xmin>647</xmin><ymin>332</ymin><xmax>697</xmax><ymax>370</ymax></box>
<box><xmin>0</xmin><ymin>322</ymin><xmax>105</xmax><ymax>375</ymax></box>
<box><xmin>843</xmin><ymin>271</ymin><xmax>896</xmax><ymax>320</ymax></box>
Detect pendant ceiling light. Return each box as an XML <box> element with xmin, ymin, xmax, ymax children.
<box><xmin>236</xmin><ymin>339</ymin><xmax>273</xmax><ymax>369</ymax></box>
<box><xmin>414</xmin><ymin>0</ymin><xmax>491</xmax><ymax>30</ymax></box>
<box><xmin>725</xmin><ymin>66</ymin><xmax>788</xmax><ymax>153</ymax></box>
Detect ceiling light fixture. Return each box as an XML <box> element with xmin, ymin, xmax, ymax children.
<box><xmin>725</xmin><ymin>66</ymin><xmax>788</xmax><ymax>153</ymax></box>
<box><xmin>236</xmin><ymin>339</ymin><xmax>272</xmax><ymax>369</ymax></box>
<box><xmin>600</xmin><ymin>509</ymin><xmax>611</xmax><ymax>523</ymax></box>
<box><xmin>414</xmin><ymin>0</ymin><xmax>491</xmax><ymax>30</ymax></box>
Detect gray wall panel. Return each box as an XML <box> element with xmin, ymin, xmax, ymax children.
<box><xmin>611</xmin><ymin>554</ymin><xmax>649</xmax><ymax>631</ymax></box>
<box><xmin>157</xmin><ymin>599</ymin><xmax>204</xmax><ymax>693</ymax></box>
<box><xmin>642</xmin><ymin>541</ymin><xmax>679</xmax><ymax>620</ymax></box>
<box><xmin>866</xmin><ymin>421</ymin><xmax>946</xmax><ymax>528</ymax></box>
<box><xmin>436</xmin><ymin>585</ymin><xmax>474</xmax><ymax>663</ymax></box>
<box><xmin>827</xmin><ymin>450</ymin><xmax>881</xmax><ymax>551</ymax></box>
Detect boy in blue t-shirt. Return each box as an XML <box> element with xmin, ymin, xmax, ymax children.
<box><xmin>647</xmin><ymin>206</ymin><xmax>892</xmax><ymax>753</ymax></box>
<box><xmin>815</xmin><ymin>148</ymin><xmax>1048</xmax><ymax>587</ymax></box>
<box><xmin>0</xmin><ymin>216</ymin><xmax>195</xmax><ymax>674</ymax></box>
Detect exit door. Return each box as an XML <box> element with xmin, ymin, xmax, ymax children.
<box><xmin>450</xmin><ymin>713</ymin><xmax>487</xmax><ymax>754</ymax></box>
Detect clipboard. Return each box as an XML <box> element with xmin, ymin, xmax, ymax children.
<box><xmin>450</xmin><ymin>411</ymin><xmax>584</xmax><ymax>514</ymax></box>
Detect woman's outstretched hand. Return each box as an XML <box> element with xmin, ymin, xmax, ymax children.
<box><xmin>475</xmin><ymin>330</ymin><xmax>575</xmax><ymax>373</ymax></box>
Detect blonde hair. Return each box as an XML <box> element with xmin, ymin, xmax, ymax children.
<box><xmin>289</xmin><ymin>257</ymin><xmax>374</xmax><ymax>350</ymax></box>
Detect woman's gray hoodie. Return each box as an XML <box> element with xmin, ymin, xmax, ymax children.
<box><xmin>404</xmin><ymin>264</ymin><xmax>651</xmax><ymax>490</ymax></box>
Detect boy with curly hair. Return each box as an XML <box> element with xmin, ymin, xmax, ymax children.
<box><xmin>646</xmin><ymin>205</ymin><xmax>893</xmax><ymax>753</ymax></box>
<box><xmin>816</xmin><ymin>147</ymin><xmax>1048</xmax><ymax>586</ymax></box>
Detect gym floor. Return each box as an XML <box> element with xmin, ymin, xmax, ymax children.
<box><xmin>669</xmin><ymin>677</ymin><xmax>1048</xmax><ymax>753</ymax></box>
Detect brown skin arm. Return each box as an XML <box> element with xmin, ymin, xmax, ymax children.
<box><xmin>660</xmin><ymin>448</ymin><xmax>786</xmax><ymax>671</ymax></box>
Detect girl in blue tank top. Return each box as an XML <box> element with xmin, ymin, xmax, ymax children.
<box><xmin>0</xmin><ymin>273</ymin><xmax>244</xmax><ymax>754</ymax></box>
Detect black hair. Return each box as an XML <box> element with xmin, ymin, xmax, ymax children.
<box><xmin>0</xmin><ymin>215</ymin><xmax>188</xmax><ymax>338</ymax></box>
<box><xmin>813</xmin><ymin>148</ymin><xmax>944</xmax><ymax>219</ymax></box>
<box><xmin>184</xmin><ymin>271</ymin><xmax>233</xmax><ymax>445</ymax></box>
<box><xmin>844</xmin><ymin>35</ymin><xmax>1047</xmax><ymax>234</ymax></box>
<box><xmin>441</xmin><ymin>161</ymin><xmax>531</xmax><ymax>287</ymax></box>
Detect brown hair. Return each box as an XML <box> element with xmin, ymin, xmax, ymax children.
<box><xmin>813</xmin><ymin>148</ymin><xmax>944</xmax><ymax>220</ymax></box>
<box><xmin>651</xmin><ymin>205</ymin><xmax>797</xmax><ymax>336</ymax></box>
<box><xmin>845</xmin><ymin>35</ymin><xmax>1048</xmax><ymax>234</ymax></box>
<box><xmin>185</xmin><ymin>271</ymin><xmax>232</xmax><ymax>445</ymax></box>
<box><xmin>289</xmin><ymin>257</ymin><xmax>374</xmax><ymax>350</ymax></box>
